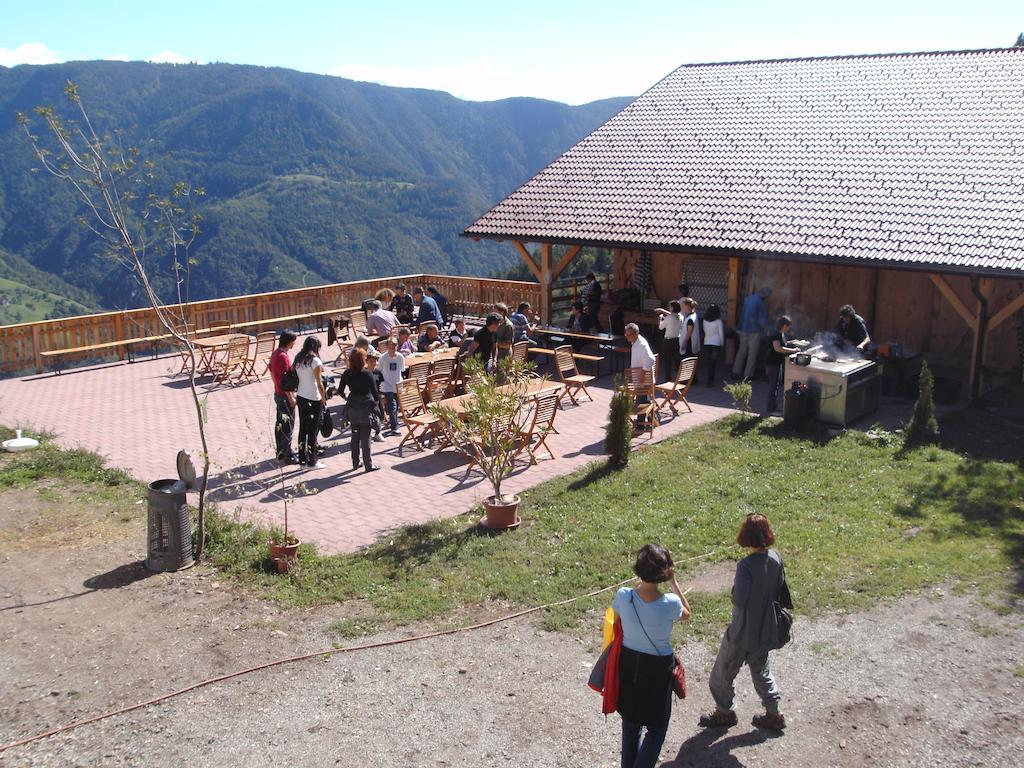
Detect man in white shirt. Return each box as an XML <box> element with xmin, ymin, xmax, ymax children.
<box><xmin>377</xmin><ymin>339</ymin><xmax>406</xmax><ymax>435</ymax></box>
<box><xmin>625</xmin><ymin>323</ymin><xmax>656</xmax><ymax>431</ymax></box>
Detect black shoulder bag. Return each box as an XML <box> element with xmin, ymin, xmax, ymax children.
<box><xmin>774</xmin><ymin>566</ymin><xmax>795</xmax><ymax>649</ymax></box>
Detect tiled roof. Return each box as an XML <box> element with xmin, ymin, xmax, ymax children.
<box><xmin>465</xmin><ymin>49</ymin><xmax>1024</xmax><ymax>276</ymax></box>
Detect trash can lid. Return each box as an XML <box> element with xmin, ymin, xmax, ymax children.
<box><xmin>150</xmin><ymin>478</ymin><xmax>188</xmax><ymax>494</ymax></box>
<box><xmin>176</xmin><ymin>450</ymin><xmax>198</xmax><ymax>490</ymax></box>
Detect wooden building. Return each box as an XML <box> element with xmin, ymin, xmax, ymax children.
<box><xmin>464</xmin><ymin>49</ymin><xmax>1024</xmax><ymax>401</ymax></box>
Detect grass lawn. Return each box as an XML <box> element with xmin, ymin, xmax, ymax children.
<box><xmin>200</xmin><ymin>409</ymin><xmax>1024</xmax><ymax>643</ymax></box>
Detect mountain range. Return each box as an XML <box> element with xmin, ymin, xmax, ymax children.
<box><xmin>0</xmin><ymin>61</ymin><xmax>630</xmax><ymax>322</ymax></box>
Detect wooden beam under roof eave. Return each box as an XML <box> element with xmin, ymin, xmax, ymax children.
<box><xmin>929</xmin><ymin>274</ymin><xmax>977</xmax><ymax>332</ymax></box>
<box><xmin>987</xmin><ymin>289</ymin><xmax>1024</xmax><ymax>333</ymax></box>
<box><xmin>551</xmin><ymin>245</ymin><xmax>582</xmax><ymax>280</ymax></box>
<box><xmin>513</xmin><ymin>241</ymin><xmax>542</xmax><ymax>281</ymax></box>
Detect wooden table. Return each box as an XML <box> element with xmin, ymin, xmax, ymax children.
<box><xmin>436</xmin><ymin>378</ymin><xmax>563</xmax><ymax>416</ymax></box>
<box><xmin>191</xmin><ymin>333</ymin><xmax>250</xmax><ymax>375</ymax></box>
<box><xmin>532</xmin><ymin>327</ymin><xmax>617</xmax><ymax>344</ymax></box>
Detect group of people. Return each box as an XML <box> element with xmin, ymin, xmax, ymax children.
<box><xmin>653</xmin><ymin>294</ymin><xmax>725</xmax><ymax>387</ymax></box>
<box><xmin>611</xmin><ymin>514</ymin><xmax>790</xmax><ymax>768</ymax></box>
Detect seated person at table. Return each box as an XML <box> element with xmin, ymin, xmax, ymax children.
<box><xmin>493</xmin><ymin>303</ymin><xmax>515</xmax><ymax>361</ymax></box>
<box><xmin>567</xmin><ymin>300</ymin><xmax>593</xmax><ymax>352</ymax></box>
<box><xmin>418</xmin><ymin>324</ymin><xmax>444</xmax><ymax>352</ymax></box>
<box><xmin>448</xmin><ymin>319</ymin><xmax>469</xmax><ymax>349</ymax></box>
<box><xmin>365</xmin><ymin>351</ymin><xmax>386</xmax><ymax>443</ymax></box>
<box><xmin>396</xmin><ymin>327</ymin><xmax>415</xmax><ymax>357</ymax></box>
<box><xmin>426</xmin><ymin>286</ymin><xmax>449</xmax><ymax>326</ymax></box>
<box><xmin>510</xmin><ymin>302</ymin><xmax>538</xmax><ymax>346</ymax></box>
<box><xmin>413</xmin><ymin>286</ymin><xmax>442</xmax><ymax>329</ymax></box>
<box><xmin>465</xmin><ymin>313</ymin><xmax>500</xmax><ymax>371</ymax></box>
<box><xmin>365</xmin><ymin>300</ymin><xmax>399</xmax><ymax>343</ymax></box>
<box><xmin>390</xmin><ymin>283</ymin><xmax>414</xmax><ymax>325</ymax></box>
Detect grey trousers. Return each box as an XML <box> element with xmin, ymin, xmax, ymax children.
<box><xmin>731</xmin><ymin>331</ymin><xmax>761</xmax><ymax>380</ymax></box>
<box><xmin>708</xmin><ymin>634</ymin><xmax>781</xmax><ymax>712</ymax></box>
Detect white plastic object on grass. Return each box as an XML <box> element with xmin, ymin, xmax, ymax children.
<box><xmin>3</xmin><ymin>429</ymin><xmax>39</xmax><ymax>452</ymax></box>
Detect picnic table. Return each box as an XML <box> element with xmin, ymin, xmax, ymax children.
<box><xmin>190</xmin><ymin>333</ymin><xmax>251</xmax><ymax>376</ymax></box>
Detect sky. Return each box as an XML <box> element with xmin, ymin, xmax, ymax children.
<box><xmin>2</xmin><ymin>0</ymin><xmax>1022</xmax><ymax>104</ymax></box>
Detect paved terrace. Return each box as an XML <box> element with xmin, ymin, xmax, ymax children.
<box><xmin>0</xmin><ymin>337</ymin><xmax>743</xmax><ymax>553</ymax></box>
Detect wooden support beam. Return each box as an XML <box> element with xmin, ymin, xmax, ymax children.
<box><xmin>551</xmin><ymin>245</ymin><xmax>582</xmax><ymax>281</ymax></box>
<box><xmin>929</xmin><ymin>274</ymin><xmax>976</xmax><ymax>332</ymax></box>
<box><xmin>968</xmin><ymin>278</ymin><xmax>992</xmax><ymax>404</ymax></box>
<box><xmin>539</xmin><ymin>243</ymin><xmax>552</xmax><ymax>324</ymax></box>
<box><xmin>513</xmin><ymin>241</ymin><xmax>542</xmax><ymax>281</ymax></box>
<box><xmin>726</xmin><ymin>257</ymin><xmax>740</xmax><ymax>364</ymax></box>
<box><xmin>987</xmin><ymin>289</ymin><xmax>1024</xmax><ymax>333</ymax></box>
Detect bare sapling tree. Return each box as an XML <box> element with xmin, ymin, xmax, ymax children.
<box><xmin>18</xmin><ymin>81</ymin><xmax>214</xmax><ymax>556</ymax></box>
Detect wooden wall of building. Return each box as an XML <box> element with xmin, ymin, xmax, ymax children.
<box><xmin>613</xmin><ymin>249</ymin><xmax>1024</xmax><ymax>382</ymax></box>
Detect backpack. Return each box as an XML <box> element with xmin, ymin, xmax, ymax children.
<box><xmin>774</xmin><ymin>570</ymin><xmax>794</xmax><ymax>648</ymax></box>
<box><xmin>281</xmin><ymin>366</ymin><xmax>299</xmax><ymax>392</ymax></box>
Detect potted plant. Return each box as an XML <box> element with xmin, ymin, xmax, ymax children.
<box><xmin>431</xmin><ymin>356</ymin><xmax>535</xmax><ymax>530</ymax></box>
<box><xmin>268</xmin><ymin>463</ymin><xmax>301</xmax><ymax>572</ymax></box>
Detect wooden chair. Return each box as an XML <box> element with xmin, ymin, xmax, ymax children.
<box><xmin>406</xmin><ymin>359</ymin><xmax>432</xmax><ymax>388</ymax></box>
<box><xmin>431</xmin><ymin>355</ymin><xmax>456</xmax><ymax>383</ymax></box>
<box><xmin>553</xmin><ymin>344</ymin><xmax>595</xmax><ymax>405</ymax></box>
<box><xmin>517</xmin><ymin>390</ymin><xmax>560</xmax><ymax>465</ymax></box>
<box><xmin>625</xmin><ymin>366</ymin><xmax>659</xmax><ymax>436</ymax></box>
<box><xmin>463</xmin><ymin>411</ymin><xmax>514</xmax><ymax>479</ymax></box>
<box><xmin>207</xmin><ymin>320</ymin><xmax>231</xmax><ymax>335</ymax></box>
<box><xmin>334</xmin><ymin>317</ymin><xmax>355</xmax><ymax>362</ymax></box>
<box><xmin>349</xmin><ymin>310</ymin><xmax>368</xmax><ymax>337</ymax></box>
<box><xmin>214</xmin><ymin>335</ymin><xmax>251</xmax><ymax>386</ymax></box>
<box><xmin>243</xmin><ymin>331</ymin><xmax>277</xmax><ymax>381</ymax></box>
<box><xmin>396</xmin><ymin>379</ymin><xmax>438</xmax><ymax>455</ymax></box>
<box><xmin>511</xmin><ymin>340</ymin><xmax>529</xmax><ymax>364</ymax></box>
<box><xmin>656</xmin><ymin>356</ymin><xmax>699</xmax><ymax>415</ymax></box>
<box><xmin>423</xmin><ymin>373</ymin><xmax>451</xmax><ymax>405</ymax></box>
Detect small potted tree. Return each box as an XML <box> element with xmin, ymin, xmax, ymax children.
<box><xmin>268</xmin><ymin>464</ymin><xmax>300</xmax><ymax>572</ymax></box>
<box><xmin>431</xmin><ymin>356</ymin><xmax>536</xmax><ymax>530</ymax></box>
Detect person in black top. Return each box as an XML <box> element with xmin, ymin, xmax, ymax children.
<box><xmin>583</xmin><ymin>273</ymin><xmax>603</xmax><ymax>331</ymax></box>
<box><xmin>426</xmin><ymin>286</ymin><xmax>449</xmax><ymax>326</ymax></box>
<box><xmin>337</xmin><ymin>348</ymin><xmax>382</xmax><ymax>473</ymax></box>
<box><xmin>567</xmin><ymin>300</ymin><xmax>593</xmax><ymax>352</ymax></box>
<box><xmin>466</xmin><ymin>313</ymin><xmax>501</xmax><ymax>371</ymax></box>
<box><xmin>835</xmin><ymin>304</ymin><xmax>871</xmax><ymax>352</ymax></box>
<box><xmin>765</xmin><ymin>315</ymin><xmax>801</xmax><ymax>415</ymax></box>
<box><xmin>389</xmin><ymin>283</ymin><xmax>415</xmax><ymax>325</ymax></box>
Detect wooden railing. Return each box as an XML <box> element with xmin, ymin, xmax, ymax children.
<box><xmin>0</xmin><ymin>274</ymin><xmax>543</xmax><ymax>374</ymax></box>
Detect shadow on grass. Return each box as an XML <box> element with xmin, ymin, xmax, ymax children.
<box><xmin>567</xmin><ymin>461</ymin><xmax>622</xmax><ymax>492</ymax></box>
<box><xmin>937</xmin><ymin>408</ymin><xmax>1024</xmax><ymax>466</ymax></box>
<box><xmin>369</xmin><ymin>518</ymin><xmax>485</xmax><ymax>569</ymax></box>
<box><xmin>895</xmin><ymin>457</ymin><xmax>1024</xmax><ymax>592</ymax></box>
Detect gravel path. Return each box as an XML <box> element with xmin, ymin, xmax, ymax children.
<box><xmin>2</xmin><ymin>529</ymin><xmax>1022</xmax><ymax>768</ymax></box>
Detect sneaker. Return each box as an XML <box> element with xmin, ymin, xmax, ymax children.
<box><xmin>752</xmin><ymin>712</ymin><xmax>786</xmax><ymax>732</ymax></box>
<box><xmin>364</xmin><ymin>465</ymin><xmax>382</xmax><ymax>473</ymax></box>
<box><xmin>698</xmin><ymin>709</ymin><xmax>738</xmax><ymax>729</ymax></box>
<box><xmin>372</xmin><ymin>434</ymin><xmax>385</xmax><ymax>443</ymax></box>
<box><xmin>307</xmin><ymin>461</ymin><xmax>326</xmax><ymax>470</ymax></box>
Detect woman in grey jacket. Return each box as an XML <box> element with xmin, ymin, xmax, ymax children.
<box><xmin>699</xmin><ymin>513</ymin><xmax>788</xmax><ymax>732</ymax></box>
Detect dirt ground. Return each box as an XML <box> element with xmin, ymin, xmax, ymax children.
<box><xmin>1</xmin><ymin>486</ymin><xmax>1022</xmax><ymax>768</ymax></box>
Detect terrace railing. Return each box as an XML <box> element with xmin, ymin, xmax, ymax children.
<box><xmin>0</xmin><ymin>274</ymin><xmax>542</xmax><ymax>375</ymax></box>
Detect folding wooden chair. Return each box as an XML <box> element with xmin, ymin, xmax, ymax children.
<box><xmin>626</xmin><ymin>366</ymin><xmax>659</xmax><ymax>436</ymax></box>
<box><xmin>655</xmin><ymin>356</ymin><xmax>699</xmax><ymax>414</ymax></box>
<box><xmin>517</xmin><ymin>390</ymin><xmax>560</xmax><ymax>465</ymax></box>
<box><xmin>553</xmin><ymin>344</ymin><xmax>595</xmax><ymax>405</ymax></box>
<box><xmin>206</xmin><ymin>320</ymin><xmax>231</xmax><ymax>335</ymax></box>
<box><xmin>348</xmin><ymin>310</ymin><xmax>368</xmax><ymax>338</ymax></box>
<box><xmin>423</xmin><ymin>373</ymin><xmax>451</xmax><ymax>405</ymax></box>
<box><xmin>334</xmin><ymin>318</ymin><xmax>355</xmax><ymax>362</ymax></box>
<box><xmin>214</xmin><ymin>335</ymin><xmax>251</xmax><ymax>386</ymax></box>
<box><xmin>431</xmin><ymin>356</ymin><xmax>456</xmax><ymax>386</ymax></box>
<box><xmin>396</xmin><ymin>379</ymin><xmax>438</xmax><ymax>455</ymax></box>
<box><xmin>243</xmin><ymin>331</ymin><xmax>277</xmax><ymax>381</ymax></box>
<box><xmin>406</xmin><ymin>359</ymin><xmax>431</xmax><ymax>388</ymax></box>
<box><xmin>511</xmin><ymin>340</ymin><xmax>529</xmax><ymax>364</ymax></box>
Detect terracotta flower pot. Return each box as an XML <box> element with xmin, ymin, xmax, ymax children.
<box><xmin>480</xmin><ymin>495</ymin><xmax>521</xmax><ymax>531</ymax></box>
<box><xmin>268</xmin><ymin>540</ymin><xmax>300</xmax><ymax>573</ymax></box>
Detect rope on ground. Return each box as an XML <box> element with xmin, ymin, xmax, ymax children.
<box><xmin>0</xmin><ymin>548</ymin><xmax>722</xmax><ymax>753</ymax></box>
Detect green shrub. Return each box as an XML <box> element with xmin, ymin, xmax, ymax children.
<box><xmin>604</xmin><ymin>377</ymin><xmax>632</xmax><ymax>466</ymax></box>
<box><xmin>906</xmin><ymin>361</ymin><xmax>940</xmax><ymax>446</ymax></box>
<box><xmin>723</xmin><ymin>380</ymin><xmax>753</xmax><ymax>416</ymax></box>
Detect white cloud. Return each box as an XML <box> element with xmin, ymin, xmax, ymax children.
<box><xmin>0</xmin><ymin>43</ymin><xmax>63</xmax><ymax>67</ymax></box>
<box><xmin>147</xmin><ymin>50</ymin><xmax>191</xmax><ymax>65</ymax></box>
<box><xmin>104</xmin><ymin>53</ymin><xmax>130</xmax><ymax>62</ymax></box>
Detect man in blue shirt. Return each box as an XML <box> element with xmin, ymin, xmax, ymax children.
<box><xmin>412</xmin><ymin>286</ymin><xmax>442</xmax><ymax>329</ymax></box>
<box><xmin>426</xmin><ymin>286</ymin><xmax>449</xmax><ymax>327</ymax></box>
<box><xmin>731</xmin><ymin>286</ymin><xmax>771</xmax><ymax>381</ymax></box>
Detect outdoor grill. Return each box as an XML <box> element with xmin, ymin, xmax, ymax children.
<box><xmin>783</xmin><ymin>354</ymin><xmax>881</xmax><ymax>427</ymax></box>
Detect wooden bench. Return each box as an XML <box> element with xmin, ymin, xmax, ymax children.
<box><xmin>41</xmin><ymin>336</ymin><xmax>162</xmax><ymax>373</ymax></box>
<box><xmin>528</xmin><ymin>347</ymin><xmax>606</xmax><ymax>375</ymax></box>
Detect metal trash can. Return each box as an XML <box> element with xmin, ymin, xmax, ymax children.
<box><xmin>145</xmin><ymin>478</ymin><xmax>194</xmax><ymax>572</ymax></box>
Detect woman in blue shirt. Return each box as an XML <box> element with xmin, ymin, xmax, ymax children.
<box><xmin>612</xmin><ymin>544</ymin><xmax>692</xmax><ymax>768</ymax></box>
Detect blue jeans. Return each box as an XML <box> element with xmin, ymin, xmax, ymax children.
<box><xmin>383</xmin><ymin>391</ymin><xmax>399</xmax><ymax>431</ymax></box>
<box><xmin>621</xmin><ymin>718</ymin><xmax>667</xmax><ymax>768</ymax></box>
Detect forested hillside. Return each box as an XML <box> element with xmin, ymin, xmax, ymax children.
<box><xmin>0</xmin><ymin>61</ymin><xmax>630</xmax><ymax>317</ymax></box>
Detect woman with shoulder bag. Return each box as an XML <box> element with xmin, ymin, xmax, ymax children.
<box><xmin>699</xmin><ymin>513</ymin><xmax>788</xmax><ymax>732</ymax></box>
<box><xmin>612</xmin><ymin>544</ymin><xmax>691</xmax><ymax>768</ymax></box>
<box><xmin>337</xmin><ymin>347</ymin><xmax>382</xmax><ymax>473</ymax></box>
